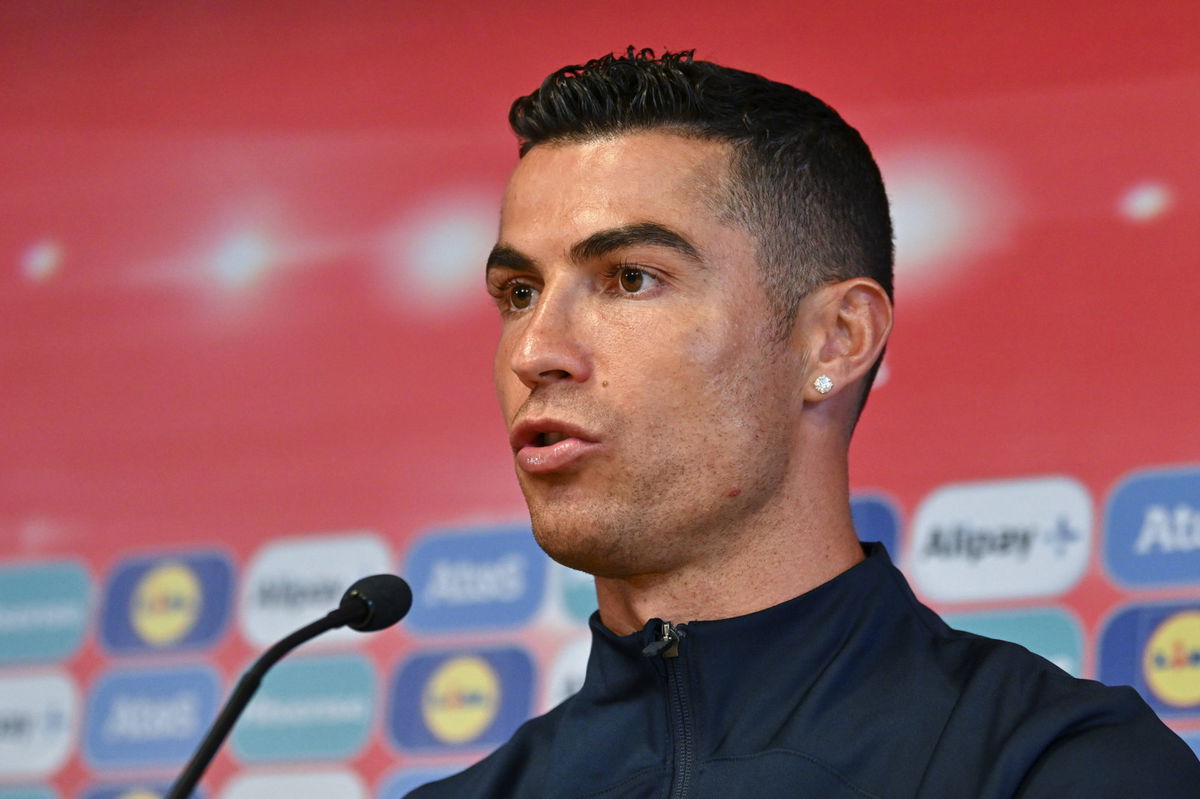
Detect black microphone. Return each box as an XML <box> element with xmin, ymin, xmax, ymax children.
<box><xmin>166</xmin><ymin>574</ymin><xmax>413</xmax><ymax>799</ymax></box>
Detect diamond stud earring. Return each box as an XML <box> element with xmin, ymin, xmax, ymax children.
<box><xmin>813</xmin><ymin>375</ymin><xmax>834</xmax><ymax>395</ymax></box>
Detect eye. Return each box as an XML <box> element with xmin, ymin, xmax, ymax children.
<box><xmin>609</xmin><ymin>265</ymin><xmax>658</xmax><ymax>295</ymax></box>
<box><xmin>510</xmin><ymin>284</ymin><xmax>538</xmax><ymax>310</ymax></box>
<box><xmin>619</xmin><ymin>267</ymin><xmax>645</xmax><ymax>293</ymax></box>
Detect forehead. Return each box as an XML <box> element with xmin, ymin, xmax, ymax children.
<box><xmin>499</xmin><ymin>132</ymin><xmax>732</xmax><ymax>244</ymax></box>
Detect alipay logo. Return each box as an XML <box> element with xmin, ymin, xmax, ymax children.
<box><xmin>850</xmin><ymin>494</ymin><xmax>901</xmax><ymax>561</ymax></box>
<box><xmin>231</xmin><ymin>653</ymin><xmax>375</xmax><ymax>763</ymax></box>
<box><xmin>84</xmin><ymin>665</ymin><xmax>219</xmax><ymax>769</ymax></box>
<box><xmin>1099</xmin><ymin>601</ymin><xmax>1200</xmax><ymax>718</ymax></box>
<box><xmin>0</xmin><ymin>671</ymin><xmax>77</xmax><ymax>779</ymax></box>
<box><xmin>943</xmin><ymin>608</ymin><xmax>1084</xmax><ymax>676</ymax></box>
<box><xmin>1104</xmin><ymin>465</ymin><xmax>1200</xmax><ymax>587</ymax></box>
<box><xmin>99</xmin><ymin>552</ymin><xmax>232</xmax><ymax>655</ymax></box>
<box><xmin>909</xmin><ymin>476</ymin><xmax>1092</xmax><ymax>602</ymax></box>
<box><xmin>388</xmin><ymin>647</ymin><xmax>534</xmax><ymax>753</ymax></box>
<box><xmin>240</xmin><ymin>532</ymin><xmax>391</xmax><ymax>648</ymax></box>
<box><xmin>403</xmin><ymin>525</ymin><xmax>546</xmax><ymax>633</ymax></box>
<box><xmin>0</xmin><ymin>560</ymin><xmax>90</xmax><ymax>664</ymax></box>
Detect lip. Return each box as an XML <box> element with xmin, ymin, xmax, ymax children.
<box><xmin>510</xmin><ymin>418</ymin><xmax>601</xmax><ymax>475</ymax></box>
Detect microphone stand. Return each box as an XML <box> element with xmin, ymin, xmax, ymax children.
<box><xmin>166</xmin><ymin>604</ymin><xmax>358</xmax><ymax>799</ymax></box>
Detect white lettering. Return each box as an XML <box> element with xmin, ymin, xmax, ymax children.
<box><xmin>102</xmin><ymin>692</ymin><xmax>199</xmax><ymax>741</ymax></box>
<box><xmin>423</xmin><ymin>554</ymin><xmax>526</xmax><ymax>605</ymax></box>
<box><xmin>244</xmin><ymin>695</ymin><xmax>369</xmax><ymax>727</ymax></box>
<box><xmin>1134</xmin><ymin>504</ymin><xmax>1200</xmax><ymax>554</ymax></box>
<box><xmin>0</xmin><ymin>602</ymin><xmax>85</xmax><ymax>633</ymax></box>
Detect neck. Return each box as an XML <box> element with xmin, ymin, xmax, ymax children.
<box><xmin>592</xmin><ymin>455</ymin><xmax>864</xmax><ymax>636</ymax></box>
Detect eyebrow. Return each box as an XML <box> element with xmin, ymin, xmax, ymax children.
<box><xmin>570</xmin><ymin>222</ymin><xmax>703</xmax><ymax>265</ymax></box>
<box><xmin>486</xmin><ymin>221</ymin><xmax>704</xmax><ymax>276</ymax></box>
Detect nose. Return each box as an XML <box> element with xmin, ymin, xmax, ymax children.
<box><xmin>507</xmin><ymin>284</ymin><xmax>593</xmax><ymax>390</ymax></box>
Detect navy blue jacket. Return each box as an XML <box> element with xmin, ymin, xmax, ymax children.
<box><xmin>408</xmin><ymin>544</ymin><xmax>1200</xmax><ymax>797</ymax></box>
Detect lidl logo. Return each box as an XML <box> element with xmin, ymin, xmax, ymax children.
<box><xmin>219</xmin><ymin>770</ymin><xmax>366</xmax><ymax>799</ymax></box>
<box><xmin>1143</xmin><ymin>611</ymin><xmax>1200</xmax><ymax>708</ymax></box>
<box><xmin>0</xmin><ymin>671</ymin><xmax>77</xmax><ymax>779</ymax></box>
<box><xmin>1100</xmin><ymin>601</ymin><xmax>1200</xmax><ymax>717</ymax></box>
<box><xmin>909</xmin><ymin>476</ymin><xmax>1092</xmax><ymax>602</ymax></box>
<box><xmin>850</xmin><ymin>494</ymin><xmax>901</xmax><ymax>561</ymax></box>
<box><xmin>0</xmin><ymin>560</ymin><xmax>90</xmax><ymax>664</ymax></box>
<box><xmin>403</xmin><ymin>525</ymin><xmax>547</xmax><ymax>633</ymax></box>
<box><xmin>943</xmin><ymin>608</ymin><xmax>1084</xmax><ymax>676</ymax></box>
<box><xmin>83</xmin><ymin>665</ymin><xmax>219</xmax><ymax>769</ymax></box>
<box><xmin>231</xmin><ymin>653</ymin><xmax>375</xmax><ymax>763</ymax></box>
<box><xmin>1104</xmin><ymin>466</ymin><xmax>1200</xmax><ymax>587</ymax></box>
<box><xmin>240</xmin><ymin>532</ymin><xmax>392</xmax><ymax>648</ymax></box>
<box><xmin>388</xmin><ymin>647</ymin><xmax>534</xmax><ymax>752</ymax></box>
<box><xmin>100</xmin><ymin>552</ymin><xmax>232</xmax><ymax>655</ymax></box>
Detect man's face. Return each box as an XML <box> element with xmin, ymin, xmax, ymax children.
<box><xmin>489</xmin><ymin>132</ymin><xmax>806</xmax><ymax>578</ymax></box>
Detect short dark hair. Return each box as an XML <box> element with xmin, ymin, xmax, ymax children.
<box><xmin>509</xmin><ymin>47</ymin><xmax>894</xmax><ymax>419</ymax></box>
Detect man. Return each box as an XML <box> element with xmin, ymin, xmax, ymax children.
<box><xmin>410</xmin><ymin>48</ymin><xmax>1200</xmax><ymax>798</ymax></box>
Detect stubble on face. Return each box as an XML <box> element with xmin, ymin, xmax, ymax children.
<box><xmin>495</xmin><ymin>132</ymin><xmax>801</xmax><ymax>581</ymax></box>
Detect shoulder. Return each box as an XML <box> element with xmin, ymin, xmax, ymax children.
<box><xmin>403</xmin><ymin>701</ymin><xmax>570</xmax><ymax>798</ymax></box>
<box><xmin>924</xmin><ymin>627</ymin><xmax>1200</xmax><ymax>796</ymax></box>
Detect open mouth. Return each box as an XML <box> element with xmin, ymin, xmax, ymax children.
<box><xmin>533</xmin><ymin>431</ymin><xmax>570</xmax><ymax>447</ymax></box>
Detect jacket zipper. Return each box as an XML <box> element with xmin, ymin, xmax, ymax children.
<box><xmin>643</xmin><ymin>621</ymin><xmax>694</xmax><ymax>799</ymax></box>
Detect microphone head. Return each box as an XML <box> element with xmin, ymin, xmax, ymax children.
<box><xmin>340</xmin><ymin>574</ymin><xmax>413</xmax><ymax>632</ymax></box>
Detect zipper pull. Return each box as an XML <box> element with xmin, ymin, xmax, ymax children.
<box><xmin>641</xmin><ymin>621</ymin><xmax>684</xmax><ymax>658</ymax></box>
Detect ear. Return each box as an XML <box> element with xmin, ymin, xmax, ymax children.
<box><xmin>796</xmin><ymin>278</ymin><xmax>893</xmax><ymax>404</ymax></box>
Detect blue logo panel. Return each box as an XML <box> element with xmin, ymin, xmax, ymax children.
<box><xmin>388</xmin><ymin>647</ymin><xmax>534</xmax><ymax>753</ymax></box>
<box><xmin>851</xmin><ymin>494</ymin><xmax>900</xmax><ymax>559</ymax></box>
<box><xmin>99</xmin><ymin>551</ymin><xmax>233</xmax><ymax>655</ymax></box>
<box><xmin>231</xmin><ymin>653</ymin><xmax>376</xmax><ymax>763</ymax></box>
<box><xmin>944</xmin><ymin>608</ymin><xmax>1084</xmax><ymax>676</ymax></box>
<box><xmin>403</xmin><ymin>526</ymin><xmax>546</xmax><ymax>633</ymax></box>
<box><xmin>84</xmin><ymin>665</ymin><xmax>220</xmax><ymax>769</ymax></box>
<box><xmin>376</xmin><ymin>767</ymin><xmax>460</xmax><ymax>798</ymax></box>
<box><xmin>1099</xmin><ymin>601</ymin><xmax>1200</xmax><ymax>718</ymax></box>
<box><xmin>1184</xmin><ymin>732</ymin><xmax>1200</xmax><ymax>759</ymax></box>
<box><xmin>0</xmin><ymin>560</ymin><xmax>90</xmax><ymax>664</ymax></box>
<box><xmin>1104</xmin><ymin>466</ymin><xmax>1200</xmax><ymax>587</ymax></box>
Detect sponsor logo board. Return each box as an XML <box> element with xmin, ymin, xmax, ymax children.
<box><xmin>0</xmin><ymin>671</ymin><xmax>77</xmax><ymax>778</ymax></box>
<box><xmin>231</xmin><ymin>653</ymin><xmax>375</xmax><ymax>763</ymax></box>
<box><xmin>84</xmin><ymin>665</ymin><xmax>219</xmax><ymax>769</ymax></box>
<box><xmin>79</xmin><ymin>786</ymin><xmax>199</xmax><ymax>799</ymax></box>
<box><xmin>403</xmin><ymin>525</ymin><xmax>546</xmax><ymax>633</ymax></box>
<box><xmin>1104</xmin><ymin>466</ymin><xmax>1200</xmax><ymax>587</ymax></box>
<box><xmin>0</xmin><ymin>789</ymin><xmax>58</xmax><ymax>799</ymax></box>
<box><xmin>1100</xmin><ymin>601</ymin><xmax>1200</xmax><ymax>717</ymax></box>
<box><xmin>100</xmin><ymin>552</ymin><xmax>232</xmax><ymax>655</ymax></box>
<box><xmin>943</xmin><ymin>607</ymin><xmax>1084</xmax><ymax>676</ymax></box>
<box><xmin>376</xmin><ymin>767</ymin><xmax>460</xmax><ymax>798</ymax></box>
<box><xmin>1184</xmin><ymin>732</ymin><xmax>1200</xmax><ymax>759</ymax></box>
<box><xmin>909</xmin><ymin>476</ymin><xmax>1091</xmax><ymax>602</ymax></box>
<box><xmin>219</xmin><ymin>770</ymin><xmax>366</xmax><ymax>799</ymax></box>
<box><xmin>241</xmin><ymin>532</ymin><xmax>391</xmax><ymax>647</ymax></box>
<box><xmin>388</xmin><ymin>647</ymin><xmax>534</xmax><ymax>752</ymax></box>
<box><xmin>851</xmin><ymin>494</ymin><xmax>901</xmax><ymax>561</ymax></box>
<box><xmin>541</xmin><ymin>636</ymin><xmax>591</xmax><ymax>713</ymax></box>
<box><xmin>0</xmin><ymin>560</ymin><xmax>90</xmax><ymax>665</ymax></box>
